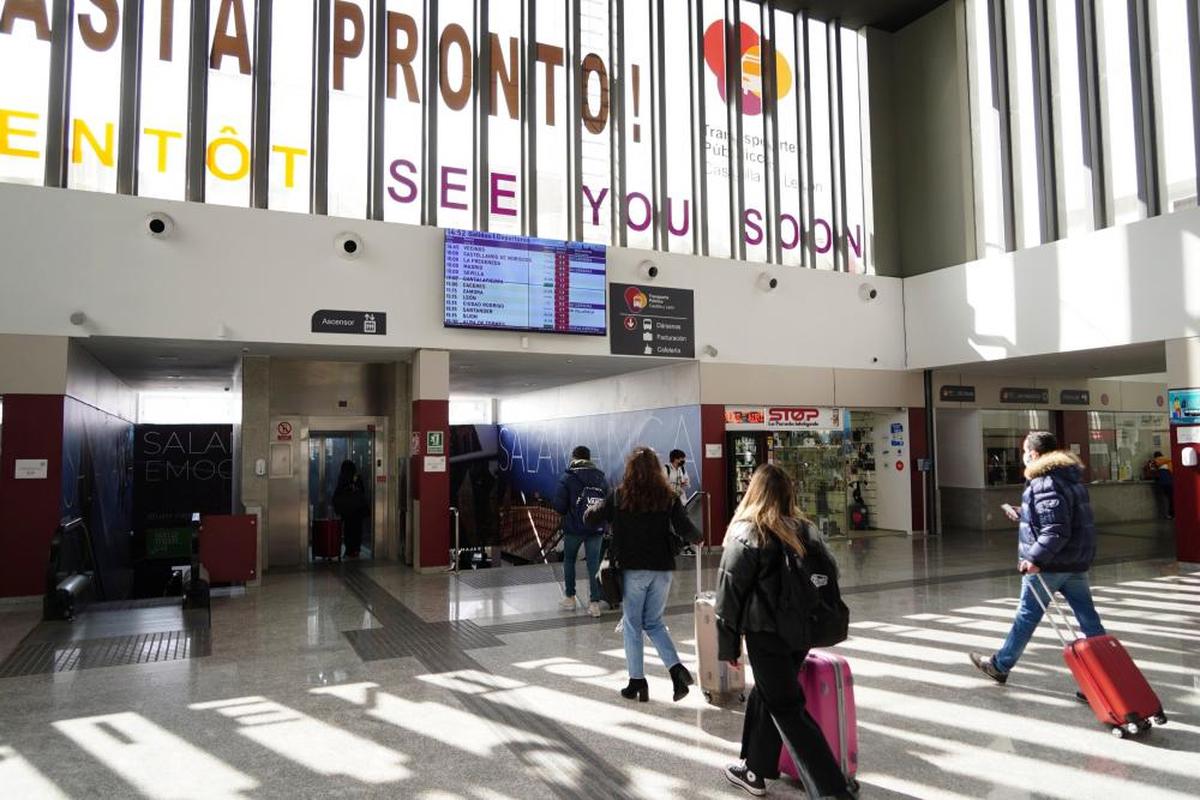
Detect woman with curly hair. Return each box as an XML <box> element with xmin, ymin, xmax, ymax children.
<box><xmin>586</xmin><ymin>446</ymin><xmax>702</xmax><ymax>702</ymax></box>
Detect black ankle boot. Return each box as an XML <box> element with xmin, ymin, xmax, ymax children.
<box><xmin>669</xmin><ymin>663</ymin><xmax>694</xmax><ymax>701</ymax></box>
<box><xmin>620</xmin><ymin>678</ymin><xmax>649</xmax><ymax>702</ymax></box>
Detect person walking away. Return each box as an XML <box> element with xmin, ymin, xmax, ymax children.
<box><xmin>970</xmin><ymin>430</ymin><xmax>1106</xmax><ymax>682</ymax></box>
<box><xmin>585</xmin><ymin>446</ymin><xmax>702</xmax><ymax>702</ymax></box>
<box><xmin>715</xmin><ymin>464</ymin><xmax>856</xmax><ymax>799</ymax></box>
<box><xmin>552</xmin><ymin>446</ymin><xmax>610</xmax><ymax>617</ymax></box>
<box><xmin>333</xmin><ymin>460</ymin><xmax>369</xmax><ymax>559</ymax></box>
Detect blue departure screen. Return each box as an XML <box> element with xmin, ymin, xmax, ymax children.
<box><xmin>444</xmin><ymin>230</ymin><xmax>607</xmax><ymax>335</ymax></box>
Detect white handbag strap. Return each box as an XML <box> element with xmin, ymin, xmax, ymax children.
<box><xmin>1029</xmin><ymin>572</ymin><xmax>1080</xmax><ymax>646</ymax></box>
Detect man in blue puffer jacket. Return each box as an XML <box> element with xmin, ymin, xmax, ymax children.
<box><xmin>970</xmin><ymin>431</ymin><xmax>1106</xmax><ymax>683</ymax></box>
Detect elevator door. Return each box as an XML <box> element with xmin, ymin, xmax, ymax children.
<box><xmin>309</xmin><ymin>431</ymin><xmax>375</xmax><ymax>559</ymax></box>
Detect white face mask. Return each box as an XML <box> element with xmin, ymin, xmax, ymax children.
<box><xmin>1023</xmin><ymin>450</ymin><xmax>1035</xmax><ymax>467</ymax></box>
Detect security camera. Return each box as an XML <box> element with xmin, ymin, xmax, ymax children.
<box><xmin>145</xmin><ymin>212</ymin><xmax>174</xmax><ymax>238</ymax></box>
<box><xmin>702</xmin><ymin>344</ymin><xmax>719</xmax><ymax>358</ymax></box>
<box><xmin>638</xmin><ymin>259</ymin><xmax>659</xmax><ymax>280</ymax></box>
<box><xmin>759</xmin><ymin>272</ymin><xmax>779</xmax><ymax>291</ymax></box>
<box><xmin>336</xmin><ymin>232</ymin><xmax>363</xmax><ymax>259</ymax></box>
<box><xmin>69</xmin><ymin>311</ymin><xmax>88</xmax><ymax>326</ymax></box>
<box><xmin>858</xmin><ymin>283</ymin><xmax>878</xmax><ymax>302</ymax></box>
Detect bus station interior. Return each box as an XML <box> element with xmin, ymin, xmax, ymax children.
<box><xmin>1</xmin><ymin>0</ymin><xmax>1199</xmax><ymax>797</ymax></box>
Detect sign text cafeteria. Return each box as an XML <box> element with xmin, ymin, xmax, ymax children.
<box><xmin>0</xmin><ymin>0</ymin><xmax>868</xmax><ymax>263</ymax></box>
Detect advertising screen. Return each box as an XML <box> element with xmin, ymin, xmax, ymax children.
<box><xmin>444</xmin><ymin>230</ymin><xmax>607</xmax><ymax>335</ymax></box>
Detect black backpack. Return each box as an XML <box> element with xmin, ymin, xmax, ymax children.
<box><xmin>571</xmin><ymin>472</ymin><xmax>608</xmax><ymax>533</ymax></box>
<box><xmin>778</xmin><ymin>527</ymin><xmax>849</xmax><ymax>648</ymax></box>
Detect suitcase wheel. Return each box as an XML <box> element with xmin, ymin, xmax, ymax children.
<box><xmin>703</xmin><ymin>691</ymin><xmax>713</xmax><ymax>702</ymax></box>
<box><xmin>1111</xmin><ymin>726</ymin><xmax>1127</xmax><ymax>739</ymax></box>
<box><xmin>1152</xmin><ymin>712</ymin><xmax>1168</xmax><ymax>726</ymax></box>
<box><xmin>738</xmin><ymin>692</ymin><xmax>746</xmax><ymax>703</ymax></box>
<box><xmin>1123</xmin><ymin>722</ymin><xmax>1141</xmax><ymax>737</ymax></box>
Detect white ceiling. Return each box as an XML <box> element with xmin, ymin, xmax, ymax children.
<box><xmin>948</xmin><ymin>341</ymin><xmax>1166</xmax><ymax>380</ymax></box>
<box><xmin>449</xmin><ymin>350</ymin><xmax>679</xmax><ymax>397</ymax></box>
<box><xmin>78</xmin><ymin>337</ymin><xmax>675</xmax><ymax>397</ymax></box>
<box><xmin>79</xmin><ymin>337</ymin><xmax>414</xmax><ymax>392</ymax></box>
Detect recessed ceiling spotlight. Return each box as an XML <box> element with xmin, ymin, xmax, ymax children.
<box><xmin>156</xmin><ymin>355</ymin><xmax>180</xmax><ymax>362</ymax></box>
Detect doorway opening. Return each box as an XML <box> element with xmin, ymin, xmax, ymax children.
<box><xmin>309</xmin><ymin>430</ymin><xmax>376</xmax><ymax>561</ymax></box>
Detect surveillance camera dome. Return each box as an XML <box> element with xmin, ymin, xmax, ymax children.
<box><xmin>638</xmin><ymin>259</ymin><xmax>658</xmax><ymax>280</ymax></box>
<box><xmin>336</xmin><ymin>232</ymin><xmax>363</xmax><ymax>260</ymax></box>
<box><xmin>858</xmin><ymin>283</ymin><xmax>879</xmax><ymax>302</ymax></box>
<box><xmin>145</xmin><ymin>212</ymin><xmax>174</xmax><ymax>238</ymax></box>
<box><xmin>759</xmin><ymin>272</ymin><xmax>779</xmax><ymax>291</ymax></box>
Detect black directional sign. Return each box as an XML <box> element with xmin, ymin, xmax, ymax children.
<box><xmin>609</xmin><ymin>283</ymin><xmax>695</xmax><ymax>359</ymax></box>
<box><xmin>311</xmin><ymin>310</ymin><xmax>387</xmax><ymax>335</ymax></box>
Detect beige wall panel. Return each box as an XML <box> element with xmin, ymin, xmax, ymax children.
<box><xmin>0</xmin><ymin>335</ymin><xmax>68</xmax><ymax>395</ymax></box>
<box><xmin>834</xmin><ymin>369</ymin><xmax>925</xmax><ymax>408</ymax></box>
<box><xmin>699</xmin><ymin>364</ymin><xmax>835</xmax><ymax>406</ymax></box>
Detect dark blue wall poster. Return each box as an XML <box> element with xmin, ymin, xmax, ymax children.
<box><xmin>498</xmin><ymin>405</ymin><xmax>704</xmax><ymax>502</ymax></box>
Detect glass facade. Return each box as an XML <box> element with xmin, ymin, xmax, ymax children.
<box><xmin>0</xmin><ymin>0</ymin><xmax>876</xmax><ymax>272</ymax></box>
<box><xmin>964</xmin><ymin>0</ymin><xmax>1200</xmax><ymax>255</ymax></box>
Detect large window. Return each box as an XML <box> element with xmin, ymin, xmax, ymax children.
<box><xmin>1096</xmin><ymin>0</ymin><xmax>1144</xmax><ymax>226</ymax></box>
<box><xmin>1048</xmin><ymin>0</ymin><xmax>1095</xmax><ymax>236</ymax></box>
<box><xmin>1088</xmin><ymin>411</ymin><xmax>1169</xmax><ymax>482</ymax></box>
<box><xmin>68</xmin><ymin>0</ymin><xmax>128</xmax><ymax>194</ymax></box>
<box><xmin>1150</xmin><ymin>0</ymin><xmax>1198</xmax><ymax>213</ymax></box>
<box><xmin>0</xmin><ymin>1</ymin><xmax>877</xmax><ymax>271</ymax></box>
<box><xmin>982</xmin><ymin>410</ymin><xmax>1051</xmax><ymax>486</ymax></box>
<box><xmin>139</xmin><ymin>0</ymin><xmax>193</xmax><ymax>200</ymax></box>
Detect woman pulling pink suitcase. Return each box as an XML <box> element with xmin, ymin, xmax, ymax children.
<box><xmin>714</xmin><ymin>464</ymin><xmax>858</xmax><ymax>799</ymax></box>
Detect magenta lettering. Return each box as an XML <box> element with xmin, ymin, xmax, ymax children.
<box><xmin>812</xmin><ymin>218</ymin><xmax>832</xmax><ymax>254</ymax></box>
<box><xmin>626</xmin><ymin>192</ymin><xmax>652</xmax><ymax>232</ymax></box>
<box><xmin>582</xmin><ymin>184</ymin><xmax>609</xmax><ymax>225</ymax></box>
<box><xmin>440</xmin><ymin>166</ymin><xmax>468</xmax><ymax>210</ymax></box>
<box><xmin>490</xmin><ymin>172</ymin><xmax>517</xmax><ymax>216</ymax></box>
<box><xmin>846</xmin><ymin>224</ymin><xmax>863</xmax><ymax>260</ymax></box>
<box><xmin>743</xmin><ymin>209</ymin><xmax>764</xmax><ymax>246</ymax></box>
<box><xmin>387</xmin><ymin>159</ymin><xmax>418</xmax><ymax>203</ymax></box>
<box><xmin>780</xmin><ymin>213</ymin><xmax>800</xmax><ymax>249</ymax></box>
<box><xmin>666</xmin><ymin>197</ymin><xmax>690</xmax><ymax>237</ymax></box>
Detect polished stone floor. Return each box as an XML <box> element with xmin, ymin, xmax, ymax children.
<box><xmin>1</xmin><ymin>523</ymin><xmax>1196</xmax><ymax>799</ymax></box>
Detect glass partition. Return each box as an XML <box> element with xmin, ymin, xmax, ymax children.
<box><xmin>981</xmin><ymin>409</ymin><xmax>1051</xmax><ymax>486</ymax></box>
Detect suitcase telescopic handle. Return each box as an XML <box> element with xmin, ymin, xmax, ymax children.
<box><xmin>1028</xmin><ymin>572</ymin><xmax>1081</xmax><ymax>645</ymax></box>
<box><xmin>694</xmin><ymin>491</ymin><xmax>710</xmax><ymax>594</ymax></box>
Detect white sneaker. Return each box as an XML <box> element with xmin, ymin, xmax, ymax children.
<box><xmin>587</xmin><ymin>601</ymin><xmax>602</xmax><ymax>618</ymax></box>
<box><xmin>559</xmin><ymin>596</ymin><xmax>578</xmax><ymax>610</ymax></box>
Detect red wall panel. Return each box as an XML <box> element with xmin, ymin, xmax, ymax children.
<box><xmin>412</xmin><ymin>399</ymin><xmax>450</xmax><ymax>569</ymax></box>
<box><xmin>0</xmin><ymin>395</ymin><xmax>65</xmax><ymax>597</ymax></box>
<box><xmin>1170</xmin><ymin>427</ymin><xmax>1200</xmax><ymax>562</ymax></box>
<box><xmin>700</xmin><ymin>404</ymin><xmax>728</xmax><ymax>546</ymax></box>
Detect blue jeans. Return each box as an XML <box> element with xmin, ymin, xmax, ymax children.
<box><xmin>993</xmin><ymin>571</ymin><xmax>1106</xmax><ymax>673</ymax></box>
<box><xmin>621</xmin><ymin>569</ymin><xmax>682</xmax><ymax>679</ymax></box>
<box><xmin>563</xmin><ymin>532</ymin><xmax>603</xmax><ymax>602</ymax></box>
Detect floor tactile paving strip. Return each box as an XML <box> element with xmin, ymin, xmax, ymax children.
<box><xmin>0</xmin><ymin>629</ymin><xmax>212</xmax><ymax>678</ymax></box>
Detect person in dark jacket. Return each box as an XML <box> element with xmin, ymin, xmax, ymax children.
<box><xmin>971</xmin><ymin>430</ymin><xmax>1106</xmax><ymax>682</ymax></box>
<box><xmin>333</xmin><ymin>460</ymin><xmax>369</xmax><ymax>559</ymax></box>
<box><xmin>715</xmin><ymin>464</ymin><xmax>855</xmax><ymax>800</ymax></box>
<box><xmin>551</xmin><ymin>446</ymin><xmax>610</xmax><ymax>617</ymax></box>
<box><xmin>585</xmin><ymin>446</ymin><xmax>701</xmax><ymax>702</ymax></box>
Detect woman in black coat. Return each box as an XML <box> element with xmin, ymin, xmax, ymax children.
<box><xmin>585</xmin><ymin>446</ymin><xmax>702</xmax><ymax>702</ymax></box>
<box><xmin>715</xmin><ymin>464</ymin><xmax>855</xmax><ymax>799</ymax></box>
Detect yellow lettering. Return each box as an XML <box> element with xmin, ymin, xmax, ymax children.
<box><xmin>143</xmin><ymin>127</ymin><xmax>182</xmax><ymax>172</ymax></box>
<box><xmin>71</xmin><ymin>119</ymin><xmax>114</xmax><ymax>166</ymax></box>
<box><xmin>0</xmin><ymin>108</ymin><xmax>40</xmax><ymax>158</ymax></box>
<box><xmin>271</xmin><ymin>144</ymin><xmax>307</xmax><ymax>188</ymax></box>
<box><xmin>206</xmin><ymin>126</ymin><xmax>249</xmax><ymax>181</ymax></box>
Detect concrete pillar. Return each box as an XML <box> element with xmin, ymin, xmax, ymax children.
<box><xmin>409</xmin><ymin>350</ymin><xmax>450</xmax><ymax>571</ymax></box>
<box><xmin>1165</xmin><ymin>337</ymin><xmax>1200</xmax><ymax>565</ymax></box>
<box><xmin>0</xmin><ymin>335</ymin><xmax>70</xmax><ymax>597</ymax></box>
<box><xmin>239</xmin><ymin>355</ymin><xmax>270</xmax><ymax>575</ymax></box>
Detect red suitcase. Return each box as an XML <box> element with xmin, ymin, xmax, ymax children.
<box><xmin>779</xmin><ymin>649</ymin><xmax>858</xmax><ymax>783</ymax></box>
<box><xmin>1034</xmin><ymin>574</ymin><xmax>1167</xmax><ymax>738</ymax></box>
<box><xmin>312</xmin><ymin>519</ymin><xmax>342</xmax><ymax>561</ymax></box>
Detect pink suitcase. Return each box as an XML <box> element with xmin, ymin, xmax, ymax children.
<box><xmin>779</xmin><ymin>649</ymin><xmax>858</xmax><ymax>782</ymax></box>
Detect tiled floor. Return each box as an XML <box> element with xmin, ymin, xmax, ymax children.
<box><xmin>0</xmin><ymin>523</ymin><xmax>1195</xmax><ymax>799</ymax></box>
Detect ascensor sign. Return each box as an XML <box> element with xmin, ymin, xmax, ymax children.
<box><xmin>0</xmin><ymin>0</ymin><xmax>871</xmax><ymax>269</ymax></box>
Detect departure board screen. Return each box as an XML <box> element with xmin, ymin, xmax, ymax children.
<box><xmin>444</xmin><ymin>230</ymin><xmax>607</xmax><ymax>335</ymax></box>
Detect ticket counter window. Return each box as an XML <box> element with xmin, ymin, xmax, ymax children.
<box><xmin>1088</xmin><ymin>412</ymin><xmax>1169</xmax><ymax>482</ymax></box>
<box><xmin>982</xmin><ymin>410</ymin><xmax>1051</xmax><ymax>486</ymax></box>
